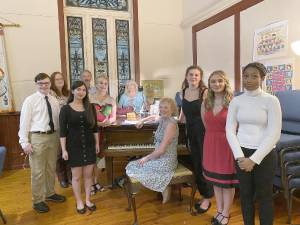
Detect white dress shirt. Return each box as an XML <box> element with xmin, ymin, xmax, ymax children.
<box><xmin>18</xmin><ymin>91</ymin><xmax>60</xmax><ymax>149</ymax></box>
<box><xmin>226</xmin><ymin>88</ymin><xmax>282</xmax><ymax>164</ymax></box>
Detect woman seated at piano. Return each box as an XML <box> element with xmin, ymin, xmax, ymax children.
<box><xmin>118</xmin><ymin>80</ymin><xmax>145</xmax><ymax>113</ymax></box>
<box><xmin>89</xmin><ymin>75</ymin><xmax>116</xmax><ymax>194</ymax></box>
<box><xmin>125</xmin><ymin>97</ymin><xmax>178</xmax><ymax>204</ymax></box>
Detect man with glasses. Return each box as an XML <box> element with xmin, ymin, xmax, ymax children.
<box><xmin>18</xmin><ymin>73</ymin><xmax>66</xmax><ymax>213</ymax></box>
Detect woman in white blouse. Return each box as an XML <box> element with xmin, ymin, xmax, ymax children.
<box><xmin>226</xmin><ymin>62</ymin><xmax>282</xmax><ymax>225</ymax></box>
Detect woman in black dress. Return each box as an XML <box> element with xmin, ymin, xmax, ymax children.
<box><xmin>179</xmin><ymin>65</ymin><xmax>213</xmax><ymax>213</ymax></box>
<box><xmin>60</xmin><ymin>81</ymin><xmax>99</xmax><ymax>214</ymax></box>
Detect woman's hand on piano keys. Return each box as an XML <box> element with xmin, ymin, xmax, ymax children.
<box><xmin>135</xmin><ymin>120</ymin><xmax>144</xmax><ymax>129</ymax></box>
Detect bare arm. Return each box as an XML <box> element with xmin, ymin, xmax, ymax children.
<box><xmin>178</xmin><ymin>108</ymin><xmax>185</xmax><ymax>123</ymax></box>
<box><xmin>60</xmin><ymin>137</ymin><xmax>68</xmax><ymax>160</ymax></box>
<box><xmin>94</xmin><ymin>132</ymin><xmax>100</xmax><ymax>153</ymax></box>
<box><xmin>109</xmin><ymin>99</ymin><xmax>117</xmax><ymax>123</ymax></box>
<box><xmin>201</xmin><ymin>102</ymin><xmax>206</xmax><ymax>128</ymax></box>
<box><xmin>139</xmin><ymin>122</ymin><xmax>176</xmax><ymax>165</ymax></box>
<box><xmin>135</xmin><ymin>114</ymin><xmax>159</xmax><ymax>128</ymax></box>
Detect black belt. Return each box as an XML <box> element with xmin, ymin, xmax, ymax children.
<box><xmin>31</xmin><ymin>130</ymin><xmax>56</xmax><ymax>134</ymax></box>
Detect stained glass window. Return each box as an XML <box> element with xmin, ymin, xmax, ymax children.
<box><xmin>92</xmin><ymin>18</ymin><xmax>108</xmax><ymax>79</ymax></box>
<box><xmin>67</xmin><ymin>16</ymin><xmax>85</xmax><ymax>84</ymax></box>
<box><xmin>66</xmin><ymin>0</ymin><xmax>128</xmax><ymax>11</ymax></box>
<box><xmin>115</xmin><ymin>19</ymin><xmax>131</xmax><ymax>93</ymax></box>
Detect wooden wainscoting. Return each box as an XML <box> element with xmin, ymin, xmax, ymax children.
<box><xmin>0</xmin><ymin>112</ymin><xmax>25</xmax><ymax>170</ymax></box>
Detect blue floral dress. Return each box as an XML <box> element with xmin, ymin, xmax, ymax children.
<box><xmin>126</xmin><ymin>117</ymin><xmax>178</xmax><ymax>192</ymax></box>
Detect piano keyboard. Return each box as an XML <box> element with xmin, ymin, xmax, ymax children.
<box><xmin>107</xmin><ymin>144</ymin><xmax>155</xmax><ymax>150</ymax></box>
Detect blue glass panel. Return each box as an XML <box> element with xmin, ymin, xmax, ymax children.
<box><xmin>66</xmin><ymin>0</ymin><xmax>128</xmax><ymax>11</ymax></box>
<box><xmin>67</xmin><ymin>16</ymin><xmax>85</xmax><ymax>84</ymax></box>
<box><xmin>115</xmin><ymin>20</ymin><xmax>131</xmax><ymax>93</ymax></box>
<box><xmin>92</xmin><ymin>18</ymin><xmax>108</xmax><ymax>79</ymax></box>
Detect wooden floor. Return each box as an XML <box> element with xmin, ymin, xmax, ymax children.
<box><xmin>0</xmin><ymin>169</ymin><xmax>299</xmax><ymax>225</ymax></box>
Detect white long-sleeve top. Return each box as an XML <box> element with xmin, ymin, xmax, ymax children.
<box><xmin>226</xmin><ymin>88</ymin><xmax>282</xmax><ymax>165</ymax></box>
<box><xmin>18</xmin><ymin>91</ymin><xmax>60</xmax><ymax>149</ymax></box>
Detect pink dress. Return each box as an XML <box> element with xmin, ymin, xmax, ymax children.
<box><xmin>202</xmin><ymin>107</ymin><xmax>238</xmax><ymax>188</ymax></box>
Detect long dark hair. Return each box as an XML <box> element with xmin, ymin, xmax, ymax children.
<box><xmin>50</xmin><ymin>72</ymin><xmax>69</xmax><ymax>97</ymax></box>
<box><xmin>68</xmin><ymin>81</ymin><xmax>96</xmax><ymax>128</ymax></box>
<box><xmin>182</xmin><ymin>65</ymin><xmax>207</xmax><ymax>97</ymax></box>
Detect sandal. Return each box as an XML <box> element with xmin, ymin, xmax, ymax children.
<box><xmin>216</xmin><ymin>214</ymin><xmax>230</xmax><ymax>225</ymax></box>
<box><xmin>211</xmin><ymin>212</ymin><xmax>222</xmax><ymax>225</ymax></box>
<box><xmin>94</xmin><ymin>183</ymin><xmax>105</xmax><ymax>192</ymax></box>
<box><xmin>90</xmin><ymin>184</ymin><xmax>97</xmax><ymax>195</ymax></box>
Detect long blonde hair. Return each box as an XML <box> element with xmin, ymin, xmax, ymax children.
<box><xmin>204</xmin><ymin>70</ymin><xmax>233</xmax><ymax>111</ymax></box>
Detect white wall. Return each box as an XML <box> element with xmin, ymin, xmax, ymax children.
<box><xmin>240</xmin><ymin>0</ymin><xmax>300</xmax><ymax>89</ymax></box>
<box><xmin>138</xmin><ymin>0</ymin><xmax>185</xmax><ymax>99</ymax></box>
<box><xmin>0</xmin><ymin>0</ymin><xmax>61</xmax><ymax>110</ymax></box>
<box><xmin>197</xmin><ymin>16</ymin><xmax>234</xmax><ymax>87</ymax></box>
<box><xmin>1</xmin><ymin>0</ymin><xmax>185</xmax><ymax>110</ymax></box>
<box><xmin>183</xmin><ymin>0</ymin><xmax>300</xmax><ymax>90</ymax></box>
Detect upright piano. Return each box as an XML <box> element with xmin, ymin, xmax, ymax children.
<box><xmin>102</xmin><ymin>121</ymin><xmax>189</xmax><ymax>186</ymax></box>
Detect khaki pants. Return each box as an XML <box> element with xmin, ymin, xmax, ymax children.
<box><xmin>29</xmin><ymin>132</ymin><xmax>59</xmax><ymax>204</ymax></box>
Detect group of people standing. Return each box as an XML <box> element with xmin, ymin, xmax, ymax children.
<box><xmin>19</xmin><ymin>62</ymin><xmax>282</xmax><ymax>225</ymax></box>
<box><xmin>124</xmin><ymin>63</ymin><xmax>281</xmax><ymax>225</ymax></box>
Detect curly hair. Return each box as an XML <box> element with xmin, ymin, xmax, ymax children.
<box><xmin>204</xmin><ymin>70</ymin><xmax>233</xmax><ymax>111</ymax></box>
<box><xmin>159</xmin><ymin>97</ymin><xmax>178</xmax><ymax>116</ymax></box>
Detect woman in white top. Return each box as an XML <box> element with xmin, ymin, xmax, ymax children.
<box><xmin>226</xmin><ymin>62</ymin><xmax>282</xmax><ymax>225</ymax></box>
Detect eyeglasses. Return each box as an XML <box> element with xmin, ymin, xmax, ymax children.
<box><xmin>36</xmin><ymin>82</ymin><xmax>50</xmax><ymax>86</ymax></box>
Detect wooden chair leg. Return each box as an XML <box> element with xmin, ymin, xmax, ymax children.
<box><xmin>287</xmin><ymin>189</ymin><xmax>295</xmax><ymax>225</ymax></box>
<box><xmin>177</xmin><ymin>184</ymin><xmax>183</xmax><ymax>201</ymax></box>
<box><xmin>190</xmin><ymin>181</ymin><xmax>197</xmax><ymax>216</ymax></box>
<box><xmin>131</xmin><ymin>193</ymin><xmax>138</xmax><ymax>225</ymax></box>
<box><xmin>0</xmin><ymin>209</ymin><xmax>7</xmax><ymax>224</ymax></box>
<box><xmin>123</xmin><ymin>179</ymin><xmax>132</xmax><ymax>211</ymax></box>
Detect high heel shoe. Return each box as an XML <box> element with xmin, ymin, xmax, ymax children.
<box><xmin>195</xmin><ymin>200</ymin><xmax>211</xmax><ymax>214</ymax></box>
<box><xmin>85</xmin><ymin>203</ymin><xmax>96</xmax><ymax>211</ymax></box>
<box><xmin>162</xmin><ymin>186</ymin><xmax>171</xmax><ymax>204</ymax></box>
<box><xmin>216</xmin><ymin>214</ymin><xmax>230</xmax><ymax>225</ymax></box>
<box><xmin>211</xmin><ymin>212</ymin><xmax>222</xmax><ymax>225</ymax></box>
<box><xmin>76</xmin><ymin>204</ymin><xmax>86</xmax><ymax>214</ymax></box>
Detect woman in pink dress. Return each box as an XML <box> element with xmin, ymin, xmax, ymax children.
<box><xmin>201</xmin><ymin>71</ymin><xmax>238</xmax><ymax>225</ymax></box>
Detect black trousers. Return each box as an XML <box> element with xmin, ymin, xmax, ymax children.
<box><xmin>181</xmin><ymin>123</ymin><xmax>213</xmax><ymax>199</ymax></box>
<box><xmin>236</xmin><ymin>147</ymin><xmax>276</xmax><ymax>225</ymax></box>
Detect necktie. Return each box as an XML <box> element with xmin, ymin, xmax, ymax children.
<box><xmin>45</xmin><ymin>96</ymin><xmax>54</xmax><ymax>132</ymax></box>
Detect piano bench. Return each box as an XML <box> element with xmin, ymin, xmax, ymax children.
<box><xmin>124</xmin><ymin>163</ymin><xmax>197</xmax><ymax>225</ymax></box>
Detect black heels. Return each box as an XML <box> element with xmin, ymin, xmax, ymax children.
<box><xmin>195</xmin><ymin>201</ymin><xmax>211</xmax><ymax>214</ymax></box>
<box><xmin>85</xmin><ymin>203</ymin><xmax>96</xmax><ymax>211</ymax></box>
<box><xmin>76</xmin><ymin>205</ymin><xmax>86</xmax><ymax>214</ymax></box>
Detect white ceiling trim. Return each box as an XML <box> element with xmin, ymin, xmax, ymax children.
<box><xmin>181</xmin><ymin>0</ymin><xmax>241</xmax><ymax>29</ymax></box>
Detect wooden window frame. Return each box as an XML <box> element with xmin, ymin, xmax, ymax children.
<box><xmin>57</xmin><ymin>0</ymin><xmax>140</xmax><ymax>84</ymax></box>
<box><xmin>192</xmin><ymin>0</ymin><xmax>264</xmax><ymax>91</ymax></box>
